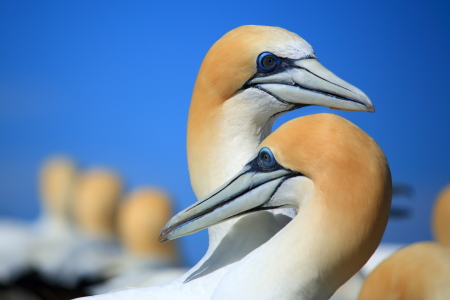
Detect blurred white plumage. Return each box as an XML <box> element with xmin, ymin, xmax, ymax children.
<box><xmin>0</xmin><ymin>156</ymin><xmax>77</xmax><ymax>285</ymax></box>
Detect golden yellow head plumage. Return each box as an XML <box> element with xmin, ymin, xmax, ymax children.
<box><xmin>192</xmin><ymin>25</ymin><xmax>313</xmax><ymax>105</ymax></box>
<box><xmin>432</xmin><ymin>184</ymin><xmax>450</xmax><ymax>246</ymax></box>
<box><xmin>262</xmin><ymin>114</ymin><xmax>391</xmax><ymax>210</ymax></box>
<box><xmin>73</xmin><ymin>168</ymin><xmax>122</xmax><ymax>238</ymax></box>
<box><xmin>39</xmin><ymin>156</ymin><xmax>77</xmax><ymax>218</ymax></box>
<box><xmin>118</xmin><ymin>188</ymin><xmax>177</xmax><ymax>261</ymax></box>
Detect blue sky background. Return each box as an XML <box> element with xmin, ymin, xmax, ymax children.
<box><xmin>1</xmin><ymin>0</ymin><xmax>449</xmax><ymax>266</ymax></box>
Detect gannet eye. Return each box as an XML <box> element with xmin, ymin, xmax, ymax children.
<box><xmin>258</xmin><ymin>147</ymin><xmax>275</xmax><ymax>168</ymax></box>
<box><xmin>257</xmin><ymin>52</ymin><xmax>279</xmax><ymax>72</ymax></box>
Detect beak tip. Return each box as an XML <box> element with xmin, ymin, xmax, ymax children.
<box><xmin>356</xmin><ymin>91</ymin><xmax>374</xmax><ymax>113</ymax></box>
<box><xmin>158</xmin><ymin>229</ymin><xmax>169</xmax><ymax>243</ymax></box>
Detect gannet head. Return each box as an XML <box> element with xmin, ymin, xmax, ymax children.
<box><xmin>39</xmin><ymin>156</ymin><xmax>78</xmax><ymax>219</ymax></box>
<box><xmin>432</xmin><ymin>185</ymin><xmax>450</xmax><ymax>246</ymax></box>
<box><xmin>191</xmin><ymin>25</ymin><xmax>373</xmax><ymax>113</ymax></box>
<box><xmin>73</xmin><ymin>168</ymin><xmax>122</xmax><ymax>239</ymax></box>
<box><xmin>118</xmin><ymin>188</ymin><xmax>177</xmax><ymax>262</ymax></box>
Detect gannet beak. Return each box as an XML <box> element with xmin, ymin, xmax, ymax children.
<box><xmin>247</xmin><ymin>58</ymin><xmax>374</xmax><ymax>112</ymax></box>
<box><xmin>159</xmin><ymin>164</ymin><xmax>298</xmax><ymax>242</ymax></box>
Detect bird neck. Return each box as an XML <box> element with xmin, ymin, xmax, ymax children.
<box><xmin>188</xmin><ymin>88</ymin><xmax>289</xmax><ymax>198</ymax></box>
<box><xmin>187</xmin><ymin>88</ymin><xmax>291</xmax><ymax>246</ymax></box>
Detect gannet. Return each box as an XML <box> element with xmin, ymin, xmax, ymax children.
<box><xmin>163</xmin><ymin>113</ymin><xmax>391</xmax><ymax>299</ymax></box>
<box><xmin>73</xmin><ymin>168</ymin><xmax>122</xmax><ymax>239</ymax></box>
<box><xmin>358</xmin><ymin>242</ymin><xmax>450</xmax><ymax>300</ymax></box>
<box><xmin>186</xmin><ymin>25</ymin><xmax>374</xmax><ymax>280</ymax></box>
<box><xmin>39</xmin><ymin>168</ymin><xmax>123</xmax><ymax>287</ymax></box>
<box><xmin>89</xmin><ymin>188</ymin><xmax>186</xmax><ymax>295</ymax></box>
<box><xmin>82</xmin><ymin>113</ymin><xmax>391</xmax><ymax>299</ymax></box>
<box><xmin>0</xmin><ymin>156</ymin><xmax>77</xmax><ymax>284</ymax></box>
<box><xmin>117</xmin><ymin>188</ymin><xmax>178</xmax><ymax>263</ymax></box>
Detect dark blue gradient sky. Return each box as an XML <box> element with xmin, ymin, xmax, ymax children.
<box><xmin>1</xmin><ymin>1</ymin><xmax>449</xmax><ymax>266</ymax></box>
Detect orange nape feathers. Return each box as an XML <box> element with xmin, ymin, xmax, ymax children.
<box><xmin>118</xmin><ymin>188</ymin><xmax>178</xmax><ymax>262</ymax></box>
<box><xmin>261</xmin><ymin>113</ymin><xmax>392</xmax><ymax>283</ymax></box>
<box><xmin>358</xmin><ymin>242</ymin><xmax>450</xmax><ymax>300</ymax></box>
<box><xmin>432</xmin><ymin>185</ymin><xmax>450</xmax><ymax>246</ymax></box>
<box><xmin>73</xmin><ymin>168</ymin><xmax>122</xmax><ymax>238</ymax></box>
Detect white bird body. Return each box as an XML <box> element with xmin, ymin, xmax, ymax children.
<box><xmin>28</xmin><ymin>215</ymin><xmax>80</xmax><ymax>280</ymax></box>
<box><xmin>42</xmin><ymin>232</ymin><xmax>122</xmax><ymax>287</ymax></box>
<box><xmin>86</xmin><ymin>266</ymin><xmax>226</xmax><ymax>299</ymax></box>
<box><xmin>0</xmin><ymin>219</ymin><xmax>37</xmax><ymax>283</ymax></box>
<box><xmin>0</xmin><ymin>157</ymin><xmax>77</xmax><ymax>284</ymax></box>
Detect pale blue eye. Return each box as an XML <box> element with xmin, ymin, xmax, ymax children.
<box><xmin>258</xmin><ymin>147</ymin><xmax>275</xmax><ymax>167</ymax></box>
<box><xmin>257</xmin><ymin>52</ymin><xmax>279</xmax><ymax>72</ymax></box>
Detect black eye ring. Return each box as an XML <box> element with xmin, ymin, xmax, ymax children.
<box><xmin>258</xmin><ymin>147</ymin><xmax>275</xmax><ymax>168</ymax></box>
<box><xmin>257</xmin><ymin>52</ymin><xmax>279</xmax><ymax>72</ymax></box>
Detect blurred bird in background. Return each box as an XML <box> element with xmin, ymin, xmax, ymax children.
<box><xmin>89</xmin><ymin>188</ymin><xmax>185</xmax><ymax>295</ymax></box>
<box><xmin>37</xmin><ymin>168</ymin><xmax>123</xmax><ymax>287</ymax></box>
<box><xmin>432</xmin><ymin>185</ymin><xmax>450</xmax><ymax>247</ymax></box>
<box><xmin>0</xmin><ymin>156</ymin><xmax>80</xmax><ymax>299</ymax></box>
<box><xmin>0</xmin><ymin>157</ymin><xmax>183</xmax><ymax>300</ymax></box>
<box><xmin>357</xmin><ymin>185</ymin><xmax>450</xmax><ymax>300</ymax></box>
<box><xmin>0</xmin><ymin>157</ymin><xmax>77</xmax><ymax>286</ymax></box>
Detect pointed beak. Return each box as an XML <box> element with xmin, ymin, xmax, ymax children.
<box><xmin>248</xmin><ymin>59</ymin><xmax>374</xmax><ymax>112</ymax></box>
<box><xmin>159</xmin><ymin>167</ymin><xmax>296</xmax><ymax>242</ymax></box>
